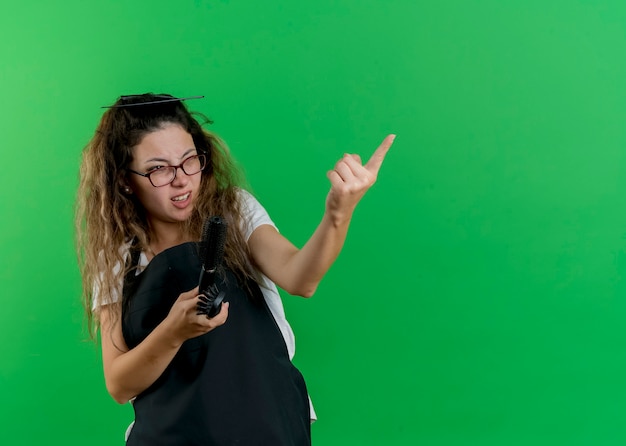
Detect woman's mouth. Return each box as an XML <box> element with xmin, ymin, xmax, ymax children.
<box><xmin>172</xmin><ymin>192</ymin><xmax>190</xmax><ymax>202</ymax></box>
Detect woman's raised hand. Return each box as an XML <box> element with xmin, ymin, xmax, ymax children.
<box><xmin>325</xmin><ymin>134</ymin><xmax>395</xmax><ymax>224</ymax></box>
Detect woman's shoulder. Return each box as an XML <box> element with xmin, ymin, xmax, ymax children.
<box><xmin>234</xmin><ymin>187</ymin><xmax>256</xmax><ymax>206</ymax></box>
<box><xmin>235</xmin><ymin>188</ymin><xmax>267</xmax><ymax>218</ymax></box>
<box><xmin>234</xmin><ymin>188</ymin><xmax>276</xmax><ymax>240</ymax></box>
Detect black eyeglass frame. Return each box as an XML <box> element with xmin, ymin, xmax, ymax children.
<box><xmin>127</xmin><ymin>154</ymin><xmax>207</xmax><ymax>187</ymax></box>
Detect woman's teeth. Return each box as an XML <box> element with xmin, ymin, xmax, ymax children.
<box><xmin>172</xmin><ymin>193</ymin><xmax>190</xmax><ymax>202</ymax></box>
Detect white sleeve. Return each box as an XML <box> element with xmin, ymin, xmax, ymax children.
<box><xmin>91</xmin><ymin>254</ymin><xmax>124</xmax><ymax>311</ymax></box>
<box><xmin>91</xmin><ymin>244</ymin><xmax>148</xmax><ymax>310</ymax></box>
<box><xmin>238</xmin><ymin>188</ymin><xmax>278</xmax><ymax>241</ymax></box>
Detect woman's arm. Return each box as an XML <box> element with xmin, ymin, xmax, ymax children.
<box><xmin>248</xmin><ymin>134</ymin><xmax>395</xmax><ymax>297</ymax></box>
<box><xmin>99</xmin><ymin>288</ymin><xmax>229</xmax><ymax>403</ymax></box>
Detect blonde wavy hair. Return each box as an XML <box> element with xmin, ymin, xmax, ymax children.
<box><xmin>75</xmin><ymin>94</ymin><xmax>256</xmax><ymax>339</ymax></box>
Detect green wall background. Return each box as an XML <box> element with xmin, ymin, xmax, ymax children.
<box><xmin>2</xmin><ymin>0</ymin><xmax>626</xmax><ymax>444</ymax></box>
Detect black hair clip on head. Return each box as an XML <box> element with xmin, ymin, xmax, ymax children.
<box><xmin>101</xmin><ymin>94</ymin><xmax>205</xmax><ymax>109</ymax></box>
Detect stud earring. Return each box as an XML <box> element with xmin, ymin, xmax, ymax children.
<box><xmin>123</xmin><ymin>186</ymin><xmax>132</xmax><ymax>194</ymax></box>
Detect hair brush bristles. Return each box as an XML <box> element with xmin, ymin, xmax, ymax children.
<box><xmin>200</xmin><ymin>216</ymin><xmax>227</xmax><ymax>272</ymax></box>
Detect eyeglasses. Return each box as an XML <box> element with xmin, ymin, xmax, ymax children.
<box><xmin>128</xmin><ymin>154</ymin><xmax>207</xmax><ymax>187</ymax></box>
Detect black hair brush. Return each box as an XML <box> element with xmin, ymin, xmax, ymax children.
<box><xmin>196</xmin><ymin>216</ymin><xmax>227</xmax><ymax>318</ymax></box>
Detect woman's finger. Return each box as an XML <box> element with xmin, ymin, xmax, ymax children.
<box><xmin>333</xmin><ymin>157</ymin><xmax>357</xmax><ymax>182</ymax></box>
<box><xmin>364</xmin><ymin>134</ymin><xmax>395</xmax><ymax>175</ymax></box>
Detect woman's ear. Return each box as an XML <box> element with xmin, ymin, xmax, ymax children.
<box><xmin>118</xmin><ymin>175</ymin><xmax>133</xmax><ymax>195</ymax></box>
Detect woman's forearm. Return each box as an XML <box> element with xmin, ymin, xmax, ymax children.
<box><xmin>103</xmin><ymin>319</ymin><xmax>183</xmax><ymax>403</ymax></box>
<box><xmin>280</xmin><ymin>211</ymin><xmax>352</xmax><ymax>297</ymax></box>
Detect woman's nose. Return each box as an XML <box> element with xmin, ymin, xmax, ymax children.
<box><xmin>170</xmin><ymin>166</ymin><xmax>189</xmax><ymax>186</ymax></box>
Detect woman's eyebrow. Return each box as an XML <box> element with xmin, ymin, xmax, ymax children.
<box><xmin>143</xmin><ymin>148</ymin><xmax>197</xmax><ymax>164</ymax></box>
<box><xmin>180</xmin><ymin>148</ymin><xmax>197</xmax><ymax>159</ymax></box>
<box><xmin>143</xmin><ymin>156</ymin><xmax>169</xmax><ymax>164</ymax></box>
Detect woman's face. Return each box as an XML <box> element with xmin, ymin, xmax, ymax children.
<box><xmin>126</xmin><ymin>123</ymin><xmax>202</xmax><ymax>234</ymax></box>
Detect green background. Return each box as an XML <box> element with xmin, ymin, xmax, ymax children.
<box><xmin>1</xmin><ymin>0</ymin><xmax>626</xmax><ymax>444</ymax></box>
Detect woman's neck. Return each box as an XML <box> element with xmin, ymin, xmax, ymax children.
<box><xmin>147</xmin><ymin>223</ymin><xmax>188</xmax><ymax>258</ymax></box>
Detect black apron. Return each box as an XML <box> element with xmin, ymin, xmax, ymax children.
<box><xmin>121</xmin><ymin>242</ymin><xmax>311</xmax><ymax>445</ymax></box>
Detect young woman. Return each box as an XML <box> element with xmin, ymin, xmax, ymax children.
<box><xmin>76</xmin><ymin>93</ymin><xmax>394</xmax><ymax>445</ymax></box>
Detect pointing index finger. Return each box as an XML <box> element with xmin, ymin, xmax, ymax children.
<box><xmin>364</xmin><ymin>134</ymin><xmax>396</xmax><ymax>174</ymax></box>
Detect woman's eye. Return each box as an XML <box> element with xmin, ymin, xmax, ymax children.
<box><xmin>147</xmin><ymin>165</ymin><xmax>165</xmax><ymax>172</ymax></box>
